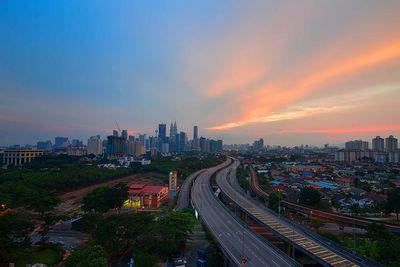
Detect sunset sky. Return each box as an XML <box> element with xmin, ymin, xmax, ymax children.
<box><xmin>1</xmin><ymin>0</ymin><xmax>400</xmax><ymax>146</ymax></box>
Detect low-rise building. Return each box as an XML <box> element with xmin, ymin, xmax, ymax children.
<box><xmin>2</xmin><ymin>148</ymin><xmax>44</xmax><ymax>166</ymax></box>
<box><xmin>125</xmin><ymin>184</ymin><xmax>168</xmax><ymax>209</ymax></box>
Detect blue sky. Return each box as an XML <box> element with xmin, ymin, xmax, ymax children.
<box><xmin>1</xmin><ymin>1</ymin><xmax>400</xmax><ymax>146</ymax></box>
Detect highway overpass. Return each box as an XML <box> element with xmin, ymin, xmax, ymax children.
<box><xmin>191</xmin><ymin>158</ymin><xmax>299</xmax><ymax>267</ymax></box>
<box><xmin>216</xmin><ymin>158</ymin><xmax>378</xmax><ymax>267</ymax></box>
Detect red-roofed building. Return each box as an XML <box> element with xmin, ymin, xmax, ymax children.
<box><xmin>126</xmin><ymin>184</ymin><xmax>168</xmax><ymax>209</ymax></box>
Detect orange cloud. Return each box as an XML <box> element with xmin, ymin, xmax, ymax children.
<box><xmin>206</xmin><ymin>51</ymin><xmax>266</xmax><ymax>98</ymax></box>
<box><xmin>209</xmin><ymin>38</ymin><xmax>400</xmax><ymax>130</ymax></box>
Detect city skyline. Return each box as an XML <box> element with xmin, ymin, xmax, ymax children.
<box><xmin>1</xmin><ymin>1</ymin><xmax>400</xmax><ymax>146</ymax></box>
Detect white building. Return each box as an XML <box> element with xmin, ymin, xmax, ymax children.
<box><xmin>3</xmin><ymin>148</ymin><xmax>44</xmax><ymax>166</ymax></box>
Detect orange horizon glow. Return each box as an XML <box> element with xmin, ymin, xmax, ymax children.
<box><xmin>275</xmin><ymin>125</ymin><xmax>400</xmax><ymax>135</ymax></box>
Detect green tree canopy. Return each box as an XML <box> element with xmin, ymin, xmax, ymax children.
<box><xmin>25</xmin><ymin>190</ymin><xmax>60</xmax><ymax>215</ymax></box>
<box><xmin>146</xmin><ymin>210</ymin><xmax>196</xmax><ymax>255</ymax></box>
<box><xmin>366</xmin><ymin>223</ymin><xmax>400</xmax><ymax>264</ymax></box>
<box><xmin>82</xmin><ymin>183</ymin><xmax>129</xmax><ymax>214</ymax></box>
<box><xmin>111</xmin><ymin>182</ymin><xmax>129</xmax><ymax>214</ymax></box>
<box><xmin>299</xmin><ymin>187</ymin><xmax>321</xmax><ymax>207</ymax></box>
<box><xmin>65</xmin><ymin>245</ymin><xmax>107</xmax><ymax>267</ymax></box>
<box><xmin>82</xmin><ymin>186</ymin><xmax>115</xmax><ymax>213</ymax></box>
<box><xmin>386</xmin><ymin>188</ymin><xmax>400</xmax><ymax>220</ymax></box>
<box><xmin>268</xmin><ymin>191</ymin><xmax>281</xmax><ymax>213</ymax></box>
<box><xmin>94</xmin><ymin>213</ymin><xmax>154</xmax><ymax>255</ymax></box>
<box><xmin>0</xmin><ymin>213</ymin><xmax>32</xmax><ymax>263</ymax></box>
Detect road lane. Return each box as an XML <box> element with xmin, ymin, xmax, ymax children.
<box><xmin>217</xmin><ymin>158</ymin><xmax>378</xmax><ymax>267</ymax></box>
<box><xmin>192</xmin><ymin>159</ymin><xmax>297</xmax><ymax>267</ymax></box>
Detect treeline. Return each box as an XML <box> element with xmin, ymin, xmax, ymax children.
<box><xmin>0</xmin><ymin>155</ymin><xmax>134</xmax><ymax>209</ymax></box>
<box><xmin>0</xmin><ymin>154</ymin><xmax>224</xmax><ymax>210</ymax></box>
<box><xmin>69</xmin><ymin>210</ymin><xmax>196</xmax><ymax>267</ymax></box>
<box><xmin>136</xmin><ymin>155</ymin><xmax>225</xmax><ymax>180</ymax></box>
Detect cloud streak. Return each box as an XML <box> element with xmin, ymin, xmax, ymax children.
<box><xmin>207</xmin><ymin>38</ymin><xmax>400</xmax><ymax>130</ymax></box>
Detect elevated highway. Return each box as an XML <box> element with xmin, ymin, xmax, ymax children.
<box><xmin>176</xmin><ymin>169</ymin><xmax>206</xmax><ymax>210</ymax></box>
<box><xmin>191</xmin><ymin>158</ymin><xmax>298</xmax><ymax>267</ymax></box>
<box><xmin>216</xmin><ymin>158</ymin><xmax>378</xmax><ymax>267</ymax></box>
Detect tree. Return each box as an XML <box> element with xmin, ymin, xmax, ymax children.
<box><xmin>366</xmin><ymin>223</ymin><xmax>400</xmax><ymax>264</ymax></box>
<box><xmin>268</xmin><ymin>191</ymin><xmax>281</xmax><ymax>213</ymax></box>
<box><xmin>82</xmin><ymin>184</ymin><xmax>129</xmax><ymax>214</ymax></box>
<box><xmin>25</xmin><ymin>190</ymin><xmax>60</xmax><ymax>216</ymax></box>
<box><xmin>386</xmin><ymin>188</ymin><xmax>400</xmax><ymax>220</ymax></box>
<box><xmin>350</xmin><ymin>203</ymin><xmax>362</xmax><ymax>216</ymax></box>
<box><xmin>299</xmin><ymin>187</ymin><xmax>321</xmax><ymax>207</ymax></box>
<box><xmin>94</xmin><ymin>213</ymin><xmax>154</xmax><ymax>255</ymax></box>
<box><xmin>65</xmin><ymin>245</ymin><xmax>107</xmax><ymax>267</ymax></box>
<box><xmin>134</xmin><ymin>250</ymin><xmax>158</xmax><ymax>267</ymax></box>
<box><xmin>0</xmin><ymin>213</ymin><xmax>32</xmax><ymax>264</ymax></box>
<box><xmin>111</xmin><ymin>182</ymin><xmax>129</xmax><ymax>214</ymax></box>
<box><xmin>148</xmin><ymin>210</ymin><xmax>196</xmax><ymax>255</ymax></box>
<box><xmin>72</xmin><ymin>213</ymin><xmax>101</xmax><ymax>233</ymax></box>
<box><xmin>82</xmin><ymin>186</ymin><xmax>114</xmax><ymax>213</ymax></box>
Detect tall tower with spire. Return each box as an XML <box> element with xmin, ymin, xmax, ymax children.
<box><xmin>169</xmin><ymin>121</ymin><xmax>178</xmax><ymax>152</ymax></box>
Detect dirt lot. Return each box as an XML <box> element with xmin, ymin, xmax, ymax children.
<box><xmin>55</xmin><ymin>172</ymin><xmax>167</xmax><ymax>214</ymax></box>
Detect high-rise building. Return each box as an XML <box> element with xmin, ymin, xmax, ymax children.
<box><xmin>193</xmin><ymin>126</ymin><xmax>199</xmax><ymax>150</ymax></box>
<box><xmin>345</xmin><ymin>140</ymin><xmax>369</xmax><ymax>150</ymax></box>
<box><xmin>121</xmin><ymin>130</ymin><xmax>128</xmax><ymax>140</ymax></box>
<box><xmin>158</xmin><ymin>124</ymin><xmax>167</xmax><ymax>143</ymax></box>
<box><xmin>87</xmin><ymin>135</ymin><xmax>103</xmax><ymax>155</ymax></box>
<box><xmin>55</xmin><ymin>137</ymin><xmax>69</xmax><ymax>148</ymax></box>
<box><xmin>199</xmin><ymin>137</ymin><xmax>209</xmax><ymax>153</ymax></box>
<box><xmin>178</xmin><ymin>131</ymin><xmax>187</xmax><ymax>152</ymax></box>
<box><xmin>385</xmin><ymin>135</ymin><xmax>398</xmax><ymax>152</ymax></box>
<box><xmin>71</xmin><ymin>139</ymin><xmax>83</xmax><ymax>147</ymax></box>
<box><xmin>113</xmin><ymin>130</ymin><xmax>119</xmax><ymax>137</ymax></box>
<box><xmin>138</xmin><ymin>134</ymin><xmax>146</xmax><ymax>144</ymax></box>
<box><xmin>372</xmin><ymin>136</ymin><xmax>384</xmax><ymax>151</ymax></box>
<box><xmin>169</xmin><ymin>122</ymin><xmax>178</xmax><ymax>152</ymax></box>
<box><xmin>128</xmin><ymin>135</ymin><xmax>135</xmax><ymax>142</ymax></box>
<box><xmin>253</xmin><ymin>138</ymin><xmax>264</xmax><ymax>151</ymax></box>
<box><xmin>106</xmin><ymin>135</ymin><xmax>126</xmax><ymax>157</ymax></box>
<box><xmin>37</xmin><ymin>140</ymin><xmax>53</xmax><ymax>151</ymax></box>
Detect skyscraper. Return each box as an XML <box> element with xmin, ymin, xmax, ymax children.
<box><xmin>55</xmin><ymin>137</ymin><xmax>69</xmax><ymax>148</ymax></box>
<box><xmin>158</xmin><ymin>124</ymin><xmax>167</xmax><ymax>143</ymax></box>
<box><xmin>169</xmin><ymin>122</ymin><xmax>178</xmax><ymax>152</ymax></box>
<box><xmin>193</xmin><ymin>125</ymin><xmax>199</xmax><ymax>150</ymax></box>
<box><xmin>138</xmin><ymin>134</ymin><xmax>146</xmax><ymax>144</ymax></box>
<box><xmin>113</xmin><ymin>130</ymin><xmax>119</xmax><ymax>137</ymax></box>
<box><xmin>87</xmin><ymin>135</ymin><xmax>103</xmax><ymax>155</ymax></box>
<box><xmin>121</xmin><ymin>130</ymin><xmax>128</xmax><ymax>140</ymax></box>
<box><xmin>372</xmin><ymin>136</ymin><xmax>384</xmax><ymax>151</ymax></box>
<box><xmin>106</xmin><ymin>135</ymin><xmax>126</xmax><ymax>157</ymax></box>
<box><xmin>37</xmin><ymin>140</ymin><xmax>53</xmax><ymax>151</ymax></box>
<box><xmin>178</xmin><ymin>131</ymin><xmax>187</xmax><ymax>152</ymax></box>
<box><xmin>385</xmin><ymin>135</ymin><xmax>398</xmax><ymax>152</ymax></box>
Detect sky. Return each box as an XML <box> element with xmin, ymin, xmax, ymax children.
<box><xmin>1</xmin><ymin>0</ymin><xmax>400</xmax><ymax>146</ymax></box>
